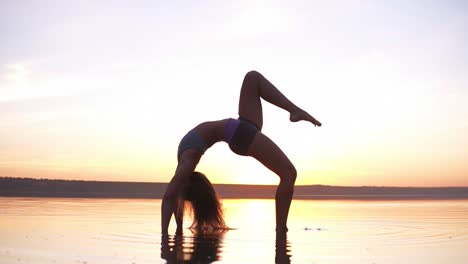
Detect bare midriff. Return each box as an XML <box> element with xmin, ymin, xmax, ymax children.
<box><xmin>193</xmin><ymin>119</ymin><xmax>230</xmax><ymax>149</ymax></box>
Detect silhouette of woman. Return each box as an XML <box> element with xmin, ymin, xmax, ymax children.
<box><xmin>162</xmin><ymin>71</ymin><xmax>321</xmax><ymax>234</ymax></box>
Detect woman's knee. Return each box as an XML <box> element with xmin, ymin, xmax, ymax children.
<box><xmin>244</xmin><ymin>70</ymin><xmax>261</xmax><ymax>84</ymax></box>
<box><xmin>290</xmin><ymin>165</ymin><xmax>297</xmax><ymax>182</ymax></box>
<box><xmin>281</xmin><ymin>163</ymin><xmax>297</xmax><ymax>185</ymax></box>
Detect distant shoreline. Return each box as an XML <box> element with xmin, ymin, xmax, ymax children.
<box><xmin>1</xmin><ymin>177</ymin><xmax>468</xmax><ymax>200</ymax></box>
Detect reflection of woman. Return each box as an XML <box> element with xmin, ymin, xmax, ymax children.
<box><xmin>162</xmin><ymin>71</ymin><xmax>321</xmax><ymax>234</ymax></box>
<box><xmin>161</xmin><ymin>231</ymin><xmax>292</xmax><ymax>263</ymax></box>
<box><xmin>160</xmin><ymin>231</ymin><xmax>226</xmax><ymax>263</ymax></box>
<box><xmin>276</xmin><ymin>232</ymin><xmax>292</xmax><ymax>263</ymax></box>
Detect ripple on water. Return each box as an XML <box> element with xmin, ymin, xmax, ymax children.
<box><xmin>299</xmin><ymin>218</ymin><xmax>468</xmax><ymax>249</ymax></box>
<box><xmin>94</xmin><ymin>231</ymin><xmax>156</xmax><ymax>245</ymax></box>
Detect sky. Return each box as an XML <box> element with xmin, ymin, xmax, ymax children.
<box><xmin>1</xmin><ymin>0</ymin><xmax>467</xmax><ymax>187</ymax></box>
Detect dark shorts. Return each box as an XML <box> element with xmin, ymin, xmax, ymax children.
<box><xmin>226</xmin><ymin>117</ymin><xmax>260</xmax><ymax>156</ymax></box>
<box><xmin>177</xmin><ymin>129</ymin><xmax>208</xmax><ymax>161</ymax></box>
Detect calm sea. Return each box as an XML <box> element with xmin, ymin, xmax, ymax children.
<box><xmin>1</xmin><ymin>197</ymin><xmax>467</xmax><ymax>263</ymax></box>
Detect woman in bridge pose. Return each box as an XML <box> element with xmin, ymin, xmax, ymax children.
<box><xmin>161</xmin><ymin>70</ymin><xmax>321</xmax><ymax>234</ymax></box>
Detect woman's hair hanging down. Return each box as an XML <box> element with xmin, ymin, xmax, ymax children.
<box><xmin>179</xmin><ymin>171</ymin><xmax>226</xmax><ymax>231</ymax></box>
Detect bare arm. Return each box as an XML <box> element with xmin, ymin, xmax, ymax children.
<box><xmin>161</xmin><ymin>150</ymin><xmax>201</xmax><ymax>234</ymax></box>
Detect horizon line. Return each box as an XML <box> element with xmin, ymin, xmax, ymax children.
<box><xmin>1</xmin><ymin>176</ymin><xmax>467</xmax><ymax>189</ymax></box>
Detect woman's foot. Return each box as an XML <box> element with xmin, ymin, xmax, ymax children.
<box><xmin>276</xmin><ymin>226</ymin><xmax>289</xmax><ymax>234</ymax></box>
<box><xmin>289</xmin><ymin>108</ymin><xmax>321</xmax><ymax>126</ymax></box>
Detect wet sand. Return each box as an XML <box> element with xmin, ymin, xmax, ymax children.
<box><xmin>1</xmin><ymin>197</ymin><xmax>467</xmax><ymax>263</ymax></box>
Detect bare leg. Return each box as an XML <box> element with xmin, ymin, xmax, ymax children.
<box><xmin>246</xmin><ymin>132</ymin><xmax>297</xmax><ymax>232</ymax></box>
<box><xmin>238</xmin><ymin>71</ymin><xmax>321</xmax><ymax>129</ymax></box>
<box><xmin>237</xmin><ymin>70</ymin><xmax>320</xmax><ymax>232</ymax></box>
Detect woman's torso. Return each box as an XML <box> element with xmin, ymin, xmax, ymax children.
<box><xmin>192</xmin><ymin>119</ymin><xmax>229</xmax><ymax>149</ymax></box>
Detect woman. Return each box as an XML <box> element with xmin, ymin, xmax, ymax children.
<box><xmin>162</xmin><ymin>70</ymin><xmax>321</xmax><ymax>234</ymax></box>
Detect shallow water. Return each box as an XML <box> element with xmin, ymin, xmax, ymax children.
<box><xmin>1</xmin><ymin>198</ymin><xmax>467</xmax><ymax>263</ymax></box>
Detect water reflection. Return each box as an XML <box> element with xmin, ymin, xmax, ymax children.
<box><xmin>161</xmin><ymin>230</ymin><xmax>292</xmax><ymax>264</ymax></box>
<box><xmin>275</xmin><ymin>232</ymin><xmax>292</xmax><ymax>264</ymax></box>
<box><xmin>3</xmin><ymin>198</ymin><xmax>468</xmax><ymax>263</ymax></box>
<box><xmin>161</xmin><ymin>230</ymin><xmax>226</xmax><ymax>263</ymax></box>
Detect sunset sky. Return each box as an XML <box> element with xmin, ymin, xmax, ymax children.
<box><xmin>1</xmin><ymin>0</ymin><xmax>467</xmax><ymax>186</ymax></box>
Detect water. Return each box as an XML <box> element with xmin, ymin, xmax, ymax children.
<box><xmin>1</xmin><ymin>198</ymin><xmax>467</xmax><ymax>263</ymax></box>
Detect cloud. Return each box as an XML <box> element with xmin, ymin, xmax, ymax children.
<box><xmin>0</xmin><ymin>60</ymin><xmax>116</xmax><ymax>103</ymax></box>
<box><xmin>0</xmin><ymin>61</ymin><xmax>33</xmax><ymax>82</ymax></box>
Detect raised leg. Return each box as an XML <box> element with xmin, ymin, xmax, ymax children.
<box><xmin>238</xmin><ymin>71</ymin><xmax>321</xmax><ymax>129</ymax></box>
<box><xmin>246</xmin><ymin>132</ymin><xmax>297</xmax><ymax>232</ymax></box>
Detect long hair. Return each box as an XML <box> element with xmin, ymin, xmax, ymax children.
<box><xmin>179</xmin><ymin>171</ymin><xmax>226</xmax><ymax>230</ymax></box>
